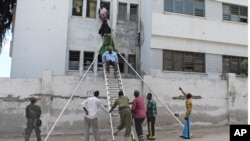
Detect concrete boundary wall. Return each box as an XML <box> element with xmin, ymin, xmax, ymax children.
<box><xmin>0</xmin><ymin>71</ymin><xmax>247</xmax><ymax>136</ymax></box>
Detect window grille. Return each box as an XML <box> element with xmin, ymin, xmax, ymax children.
<box><xmin>130</xmin><ymin>4</ymin><xmax>138</xmax><ymax>21</ymax></box>
<box><xmin>69</xmin><ymin>51</ymin><xmax>80</xmax><ymax>70</ymax></box>
<box><xmin>164</xmin><ymin>0</ymin><xmax>205</xmax><ymax>17</ymax></box>
<box><xmin>118</xmin><ymin>3</ymin><xmax>127</xmax><ymax>21</ymax></box>
<box><xmin>223</xmin><ymin>3</ymin><xmax>248</xmax><ymax>23</ymax></box>
<box><xmin>163</xmin><ymin>50</ymin><xmax>205</xmax><ymax>73</ymax></box>
<box><xmin>223</xmin><ymin>56</ymin><xmax>248</xmax><ymax>75</ymax></box>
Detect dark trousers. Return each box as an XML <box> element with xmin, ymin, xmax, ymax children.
<box><xmin>134</xmin><ymin>117</ymin><xmax>145</xmax><ymax>137</ymax></box>
<box><xmin>147</xmin><ymin>116</ymin><xmax>156</xmax><ymax>137</ymax></box>
<box><xmin>105</xmin><ymin>60</ymin><xmax>118</xmax><ymax>72</ymax></box>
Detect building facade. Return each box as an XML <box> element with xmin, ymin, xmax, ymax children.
<box><xmin>10</xmin><ymin>0</ymin><xmax>247</xmax><ymax>79</ymax></box>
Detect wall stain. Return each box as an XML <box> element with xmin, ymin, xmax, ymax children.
<box><xmin>172</xmin><ymin>95</ymin><xmax>202</xmax><ymax>100</ymax></box>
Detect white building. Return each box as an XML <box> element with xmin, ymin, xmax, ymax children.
<box><xmin>10</xmin><ymin>0</ymin><xmax>248</xmax><ymax>79</ymax></box>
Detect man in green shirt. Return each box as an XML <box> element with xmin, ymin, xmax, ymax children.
<box><xmin>109</xmin><ymin>91</ymin><xmax>132</xmax><ymax>141</ymax></box>
<box><xmin>24</xmin><ymin>96</ymin><xmax>42</xmax><ymax>141</ymax></box>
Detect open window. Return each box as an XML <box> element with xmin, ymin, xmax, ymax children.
<box><xmin>130</xmin><ymin>4</ymin><xmax>138</xmax><ymax>21</ymax></box>
<box><xmin>86</xmin><ymin>0</ymin><xmax>97</xmax><ymax>18</ymax></box>
<box><xmin>118</xmin><ymin>53</ymin><xmax>125</xmax><ymax>73</ymax></box>
<box><xmin>72</xmin><ymin>0</ymin><xmax>83</xmax><ymax>16</ymax></box>
<box><xmin>100</xmin><ymin>1</ymin><xmax>110</xmax><ymax>19</ymax></box>
<box><xmin>83</xmin><ymin>51</ymin><xmax>94</xmax><ymax>71</ymax></box>
<box><xmin>97</xmin><ymin>54</ymin><xmax>103</xmax><ymax>71</ymax></box>
<box><xmin>128</xmin><ymin>54</ymin><xmax>136</xmax><ymax>74</ymax></box>
<box><xmin>69</xmin><ymin>51</ymin><xmax>80</xmax><ymax>70</ymax></box>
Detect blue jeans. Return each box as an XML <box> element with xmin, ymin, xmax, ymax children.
<box><xmin>182</xmin><ymin>115</ymin><xmax>191</xmax><ymax>139</ymax></box>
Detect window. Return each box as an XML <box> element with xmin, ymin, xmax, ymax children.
<box><xmin>83</xmin><ymin>51</ymin><xmax>94</xmax><ymax>71</ymax></box>
<box><xmin>130</xmin><ymin>4</ymin><xmax>138</xmax><ymax>21</ymax></box>
<box><xmin>118</xmin><ymin>53</ymin><xmax>125</xmax><ymax>73</ymax></box>
<box><xmin>128</xmin><ymin>54</ymin><xmax>136</xmax><ymax>74</ymax></box>
<box><xmin>100</xmin><ymin>1</ymin><xmax>110</xmax><ymax>19</ymax></box>
<box><xmin>164</xmin><ymin>0</ymin><xmax>205</xmax><ymax>17</ymax></box>
<box><xmin>69</xmin><ymin>51</ymin><xmax>80</xmax><ymax>70</ymax></box>
<box><xmin>163</xmin><ymin>50</ymin><xmax>205</xmax><ymax>72</ymax></box>
<box><xmin>87</xmin><ymin>0</ymin><xmax>97</xmax><ymax>18</ymax></box>
<box><xmin>97</xmin><ymin>54</ymin><xmax>103</xmax><ymax>71</ymax></box>
<box><xmin>118</xmin><ymin>3</ymin><xmax>127</xmax><ymax>21</ymax></box>
<box><xmin>223</xmin><ymin>56</ymin><xmax>248</xmax><ymax>75</ymax></box>
<box><xmin>72</xmin><ymin>0</ymin><xmax>83</xmax><ymax>16</ymax></box>
<box><xmin>223</xmin><ymin>3</ymin><xmax>248</xmax><ymax>23</ymax></box>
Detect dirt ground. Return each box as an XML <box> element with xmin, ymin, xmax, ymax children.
<box><xmin>0</xmin><ymin>126</ymin><xmax>229</xmax><ymax>141</ymax></box>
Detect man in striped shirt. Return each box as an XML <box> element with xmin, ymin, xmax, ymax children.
<box><xmin>146</xmin><ymin>93</ymin><xmax>157</xmax><ymax>140</ymax></box>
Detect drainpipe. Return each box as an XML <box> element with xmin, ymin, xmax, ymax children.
<box><xmin>137</xmin><ymin>0</ymin><xmax>141</xmax><ymax>76</ymax></box>
<box><xmin>111</xmin><ymin>0</ymin><xmax>117</xmax><ymax>38</ymax></box>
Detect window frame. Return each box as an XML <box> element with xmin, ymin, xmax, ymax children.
<box><xmin>164</xmin><ymin>0</ymin><xmax>205</xmax><ymax>17</ymax></box>
<box><xmin>69</xmin><ymin>50</ymin><xmax>80</xmax><ymax>70</ymax></box>
<box><xmin>222</xmin><ymin>56</ymin><xmax>248</xmax><ymax>75</ymax></box>
<box><xmin>86</xmin><ymin>0</ymin><xmax>97</xmax><ymax>18</ymax></box>
<box><xmin>72</xmin><ymin>0</ymin><xmax>83</xmax><ymax>16</ymax></box>
<box><xmin>83</xmin><ymin>51</ymin><xmax>95</xmax><ymax>71</ymax></box>
<box><xmin>163</xmin><ymin>50</ymin><xmax>205</xmax><ymax>73</ymax></box>
<box><xmin>223</xmin><ymin>3</ymin><xmax>248</xmax><ymax>23</ymax></box>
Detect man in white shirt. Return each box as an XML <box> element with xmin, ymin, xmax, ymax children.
<box><xmin>81</xmin><ymin>90</ymin><xmax>108</xmax><ymax>141</ymax></box>
<box><xmin>102</xmin><ymin>47</ymin><xmax>118</xmax><ymax>74</ymax></box>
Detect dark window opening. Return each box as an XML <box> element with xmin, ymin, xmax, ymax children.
<box><xmin>72</xmin><ymin>0</ymin><xmax>83</xmax><ymax>16</ymax></box>
<box><xmin>118</xmin><ymin>53</ymin><xmax>125</xmax><ymax>73</ymax></box>
<box><xmin>69</xmin><ymin>51</ymin><xmax>80</xmax><ymax>70</ymax></box>
<box><xmin>83</xmin><ymin>51</ymin><xmax>94</xmax><ymax>71</ymax></box>
<box><xmin>128</xmin><ymin>54</ymin><xmax>136</xmax><ymax>74</ymax></box>
<box><xmin>130</xmin><ymin>4</ymin><xmax>138</xmax><ymax>21</ymax></box>
<box><xmin>97</xmin><ymin>54</ymin><xmax>103</xmax><ymax>71</ymax></box>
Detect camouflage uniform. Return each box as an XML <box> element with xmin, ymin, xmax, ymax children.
<box><xmin>24</xmin><ymin>98</ymin><xmax>41</xmax><ymax>141</ymax></box>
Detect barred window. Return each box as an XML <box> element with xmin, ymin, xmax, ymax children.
<box><xmin>118</xmin><ymin>3</ymin><xmax>127</xmax><ymax>21</ymax></box>
<box><xmin>163</xmin><ymin>50</ymin><xmax>205</xmax><ymax>72</ymax></box>
<box><xmin>72</xmin><ymin>0</ymin><xmax>83</xmax><ymax>16</ymax></box>
<box><xmin>83</xmin><ymin>51</ymin><xmax>94</xmax><ymax>71</ymax></box>
<box><xmin>128</xmin><ymin>54</ymin><xmax>136</xmax><ymax>74</ymax></box>
<box><xmin>86</xmin><ymin>0</ymin><xmax>97</xmax><ymax>18</ymax></box>
<box><xmin>130</xmin><ymin>4</ymin><xmax>138</xmax><ymax>21</ymax></box>
<box><xmin>164</xmin><ymin>0</ymin><xmax>205</xmax><ymax>17</ymax></box>
<box><xmin>223</xmin><ymin>56</ymin><xmax>248</xmax><ymax>75</ymax></box>
<box><xmin>223</xmin><ymin>3</ymin><xmax>248</xmax><ymax>23</ymax></box>
<box><xmin>69</xmin><ymin>51</ymin><xmax>80</xmax><ymax>70</ymax></box>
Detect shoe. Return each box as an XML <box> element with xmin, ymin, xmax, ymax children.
<box><xmin>113</xmin><ymin>129</ymin><xmax>119</xmax><ymax>136</ymax></box>
<box><xmin>139</xmin><ymin>135</ymin><xmax>144</xmax><ymax>141</ymax></box>
<box><xmin>147</xmin><ymin>136</ymin><xmax>155</xmax><ymax>140</ymax></box>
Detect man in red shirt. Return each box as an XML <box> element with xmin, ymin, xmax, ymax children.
<box><xmin>131</xmin><ymin>90</ymin><xmax>146</xmax><ymax>141</ymax></box>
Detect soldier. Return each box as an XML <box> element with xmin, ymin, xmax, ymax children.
<box><xmin>109</xmin><ymin>91</ymin><xmax>132</xmax><ymax>141</ymax></box>
<box><xmin>24</xmin><ymin>96</ymin><xmax>42</xmax><ymax>141</ymax></box>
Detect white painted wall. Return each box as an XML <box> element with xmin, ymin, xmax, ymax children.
<box><xmin>0</xmin><ymin>71</ymin><xmax>247</xmax><ymax>135</ymax></box>
<box><xmin>11</xmin><ymin>0</ymin><xmax>70</xmax><ymax>79</ymax></box>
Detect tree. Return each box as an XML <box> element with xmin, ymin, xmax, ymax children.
<box><xmin>0</xmin><ymin>0</ymin><xmax>16</xmax><ymax>53</ymax></box>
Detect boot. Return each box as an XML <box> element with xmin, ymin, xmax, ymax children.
<box><xmin>124</xmin><ymin>137</ymin><xmax>129</xmax><ymax>141</ymax></box>
<box><xmin>113</xmin><ymin>129</ymin><xmax>120</xmax><ymax>136</ymax></box>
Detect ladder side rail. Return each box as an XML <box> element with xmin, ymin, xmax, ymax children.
<box><xmin>118</xmin><ymin>52</ymin><xmax>184</xmax><ymax>127</ymax></box>
<box><xmin>103</xmin><ymin>63</ymin><xmax>116</xmax><ymax>141</ymax></box>
<box><xmin>44</xmin><ymin>54</ymin><xmax>99</xmax><ymax>141</ymax></box>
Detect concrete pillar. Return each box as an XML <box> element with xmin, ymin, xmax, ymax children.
<box><xmin>41</xmin><ymin>70</ymin><xmax>53</xmax><ymax>95</ymax></box>
<box><xmin>225</xmin><ymin>73</ymin><xmax>236</xmax><ymax>124</ymax></box>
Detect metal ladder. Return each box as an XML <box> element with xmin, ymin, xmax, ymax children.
<box><xmin>103</xmin><ymin>63</ymin><xmax>136</xmax><ymax>141</ymax></box>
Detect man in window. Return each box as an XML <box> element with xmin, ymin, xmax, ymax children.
<box><xmin>102</xmin><ymin>47</ymin><xmax>118</xmax><ymax>75</ymax></box>
<box><xmin>98</xmin><ymin>3</ymin><xmax>108</xmax><ymax>20</ymax></box>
